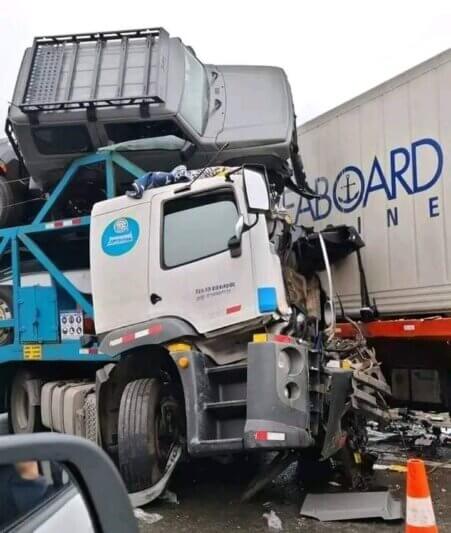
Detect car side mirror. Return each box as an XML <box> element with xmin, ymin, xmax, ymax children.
<box><xmin>243</xmin><ymin>167</ymin><xmax>270</xmax><ymax>213</ymax></box>
<box><xmin>228</xmin><ymin>215</ymin><xmax>245</xmax><ymax>258</ymax></box>
<box><xmin>0</xmin><ymin>433</ymin><xmax>138</xmax><ymax>533</ymax></box>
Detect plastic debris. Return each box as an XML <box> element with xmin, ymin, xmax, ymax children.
<box><xmin>133</xmin><ymin>509</ymin><xmax>163</xmax><ymax>524</ymax></box>
<box><xmin>367</xmin><ymin>409</ymin><xmax>451</xmax><ymax>456</ymax></box>
<box><xmin>159</xmin><ymin>489</ymin><xmax>179</xmax><ymax>504</ymax></box>
<box><xmin>262</xmin><ymin>510</ymin><xmax>283</xmax><ymax>531</ymax></box>
<box><xmin>300</xmin><ymin>491</ymin><xmax>402</xmax><ymax>521</ymax></box>
<box><xmin>373</xmin><ymin>464</ymin><xmax>389</xmax><ymax>471</ymax></box>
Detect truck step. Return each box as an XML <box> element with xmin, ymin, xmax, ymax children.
<box><xmin>204</xmin><ymin>399</ymin><xmax>247</xmax><ymax>419</ymax></box>
<box><xmin>190</xmin><ymin>437</ymin><xmax>244</xmax><ymax>456</ymax></box>
<box><xmin>205</xmin><ymin>362</ymin><xmax>247</xmax><ymax>384</ymax></box>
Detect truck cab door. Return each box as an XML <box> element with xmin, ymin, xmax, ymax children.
<box><xmin>149</xmin><ymin>184</ymin><xmax>259</xmax><ymax>334</ymax></box>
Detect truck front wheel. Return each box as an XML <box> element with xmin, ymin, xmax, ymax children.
<box><xmin>118</xmin><ymin>378</ymin><xmax>181</xmax><ymax>492</ymax></box>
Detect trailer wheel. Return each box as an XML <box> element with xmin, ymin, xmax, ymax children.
<box><xmin>10</xmin><ymin>369</ymin><xmax>43</xmax><ymax>434</ymax></box>
<box><xmin>118</xmin><ymin>378</ymin><xmax>181</xmax><ymax>492</ymax></box>
<box><xmin>0</xmin><ymin>286</ymin><xmax>13</xmax><ymax>345</ymax></box>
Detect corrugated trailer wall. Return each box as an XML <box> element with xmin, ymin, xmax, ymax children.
<box><xmin>296</xmin><ymin>50</ymin><xmax>451</xmax><ymax>317</ymax></box>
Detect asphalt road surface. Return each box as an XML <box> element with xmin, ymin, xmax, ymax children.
<box><xmin>2</xmin><ymin>415</ymin><xmax>450</xmax><ymax>532</ymax></box>
<box><xmin>136</xmin><ymin>453</ymin><xmax>451</xmax><ymax>533</ymax></box>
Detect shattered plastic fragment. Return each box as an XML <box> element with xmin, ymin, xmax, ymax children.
<box><xmin>133</xmin><ymin>509</ymin><xmax>163</xmax><ymax>524</ymax></box>
<box><xmin>263</xmin><ymin>510</ymin><xmax>283</xmax><ymax>530</ymax></box>
<box><xmin>159</xmin><ymin>489</ymin><xmax>179</xmax><ymax>504</ymax></box>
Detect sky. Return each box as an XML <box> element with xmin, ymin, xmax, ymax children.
<box><xmin>1</xmin><ymin>0</ymin><xmax>450</xmax><ymax>128</ymax></box>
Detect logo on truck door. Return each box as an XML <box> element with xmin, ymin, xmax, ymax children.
<box><xmin>101</xmin><ymin>217</ymin><xmax>140</xmax><ymax>256</ymax></box>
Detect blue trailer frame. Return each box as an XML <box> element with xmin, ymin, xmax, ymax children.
<box><xmin>0</xmin><ymin>150</ymin><xmax>145</xmax><ymax>363</ymax></box>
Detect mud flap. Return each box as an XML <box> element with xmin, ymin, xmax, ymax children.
<box><xmin>300</xmin><ymin>491</ymin><xmax>403</xmax><ymax>521</ymax></box>
<box><xmin>128</xmin><ymin>443</ymin><xmax>182</xmax><ymax>508</ymax></box>
<box><xmin>320</xmin><ymin>370</ymin><xmax>353</xmax><ymax>460</ymax></box>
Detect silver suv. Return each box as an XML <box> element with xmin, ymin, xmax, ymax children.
<box><xmin>8</xmin><ymin>28</ymin><xmax>299</xmax><ymax>190</ymax></box>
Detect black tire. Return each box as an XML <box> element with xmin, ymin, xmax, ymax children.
<box><xmin>118</xmin><ymin>378</ymin><xmax>181</xmax><ymax>492</ymax></box>
<box><xmin>0</xmin><ymin>173</ymin><xmax>24</xmax><ymax>228</ymax></box>
<box><xmin>0</xmin><ymin>286</ymin><xmax>13</xmax><ymax>346</ymax></box>
<box><xmin>10</xmin><ymin>369</ymin><xmax>44</xmax><ymax>434</ymax></box>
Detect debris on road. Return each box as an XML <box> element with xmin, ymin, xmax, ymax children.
<box><xmin>300</xmin><ymin>491</ymin><xmax>403</xmax><ymax>522</ymax></box>
<box><xmin>133</xmin><ymin>509</ymin><xmax>163</xmax><ymax>525</ymax></box>
<box><xmin>367</xmin><ymin>409</ymin><xmax>451</xmax><ymax>456</ymax></box>
<box><xmin>159</xmin><ymin>489</ymin><xmax>179</xmax><ymax>505</ymax></box>
<box><xmin>262</xmin><ymin>510</ymin><xmax>283</xmax><ymax>530</ymax></box>
<box><xmin>373</xmin><ymin>464</ymin><xmax>407</xmax><ymax>473</ymax></box>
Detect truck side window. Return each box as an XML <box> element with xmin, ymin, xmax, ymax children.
<box><xmin>180</xmin><ymin>48</ymin><xmax>209</xmax><ymax>134</ymax></box>
<box><xmin>163</xmin><ymin>191</ymin><xmax>238</xmax><ymax>268</ymax></box>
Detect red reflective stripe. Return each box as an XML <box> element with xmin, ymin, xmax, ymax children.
<box><xmin>273</xmin><ymin>334</ymin><xmax>294</xmax><ymax>344</ymax></box>
<box><xmin>255</xmin><ymin>431</ymin><xmax>268</xmax><ymax>441</ymax></box>
<box><xmin>226</xmin><ymin>305</ymin><xmax>241</xmax><ymax>315</ymax></box>
<box><xmin>88</xmin><ymin>348</ymin><xmax>98</xmax><ymax>355</ymax></box>
<box><xmin>54</xmin><ymin>220</ymin><xmax>64</xmax><ymax>228</ymax></box>
<box><xmin>122</xmin><ymin>333</ymin><xmax>135</xmax><ymax>344</ymax></box>
<box><xmin>72</xmin><ymin>218</ymin><xmax>82</xmax><ymax>225</ymax></box>
<box><xmin>336</xmin><ymin>318</ymin><xmax>451</xmax><ymax>340</ymax></box>
<box><xmin>148</xmin><ymin>324</ymin><xmax>163</xmax><ymax>335</ymax></box>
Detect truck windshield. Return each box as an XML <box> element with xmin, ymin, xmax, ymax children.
<box><xmin>180</xmin><ymin>48</ymin><xmax>209</xmax><ymax>134</ymax></box>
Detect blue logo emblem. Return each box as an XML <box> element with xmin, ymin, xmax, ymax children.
<box><xmin>101</xmin><ymin>217</ymin><xmax>140</xmax><ymax>256</ymax></box>
<box><xmin>333</xmin><ymin>166</ymin><xmax>365</xmax><ymax>213</ymax></box>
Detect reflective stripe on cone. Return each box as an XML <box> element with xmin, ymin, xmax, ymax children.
<box><xmin>406</xmin><ymin>459</ymin><xmax>438</xmax><ymax>533</ymax></box>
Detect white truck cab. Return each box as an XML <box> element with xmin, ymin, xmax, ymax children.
<box><xmin>90</xmin><ymin>168</ymin><xmax>289</xmax><ymax>337</ymax></box>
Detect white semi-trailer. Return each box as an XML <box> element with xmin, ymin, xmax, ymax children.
<box><xmin>296</xmin><ymin>49</ymin><xmax>451</xmax><ymax>408</ymax></box>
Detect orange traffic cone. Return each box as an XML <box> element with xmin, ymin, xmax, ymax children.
<box><xmin>406</xmin><ymin>458</ymin><xmax>438</xmax><ymax>532</ymax></box>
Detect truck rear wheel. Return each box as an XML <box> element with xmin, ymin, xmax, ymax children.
<box><xmin>118</xmin><ymin>378</ymin><xmax>181</xmax><ymax>492</ymax></box>
<box><xmin>10</xmin><ymin>369</ymin><xmax>43</xmax><ymax>434</ymax></box>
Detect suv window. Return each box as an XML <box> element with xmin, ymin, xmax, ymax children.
<box><xmin>163</xmin><ymin>191</ymin><xmax>238</xmax><ymax>268</ymax></box>
<box><xmin>180</xmin><ymin>48</ymin><xmax>209</xmax><ymax>134</ymax></box>
<box><xmin>105</xmin><ymin>120</ymin><xmax>188</xmax><ymax>144</ymax></box>
<box><xmin>32</xmin><ymin>126</ymin><xmax>92</xmax><ymax>155</ymax></box>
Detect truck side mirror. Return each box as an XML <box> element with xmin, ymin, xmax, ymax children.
<box><xmin>243</xmin><ymin>167</ymin><xmax>270</xmax><ymax>213</ymax></box>
<box><xmin>228</xmin><ymin>215</ymin><xmax>245</xmax><ymax>258</ymax></box>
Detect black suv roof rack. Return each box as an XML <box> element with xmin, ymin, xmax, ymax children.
<box><xmin>20</xmin><ymin>27</ymin><xmax>168</xmax><ymax>114</ymax></box>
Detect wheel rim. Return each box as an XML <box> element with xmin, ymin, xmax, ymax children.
<box><xmin>155</xmin><ymin>398</ymin><xmax>179</xmax><ymax>468</ymax></box>
<box><xmin>0</xmin><ymin>297</ymin><xmax>12</xmax><ymax>345</ymax></box>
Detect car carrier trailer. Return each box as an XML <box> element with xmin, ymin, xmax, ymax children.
<box><xmin>0</xmin><ymin>147</ymin><xmax>391</xmax><ymax>502</ymax></box>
